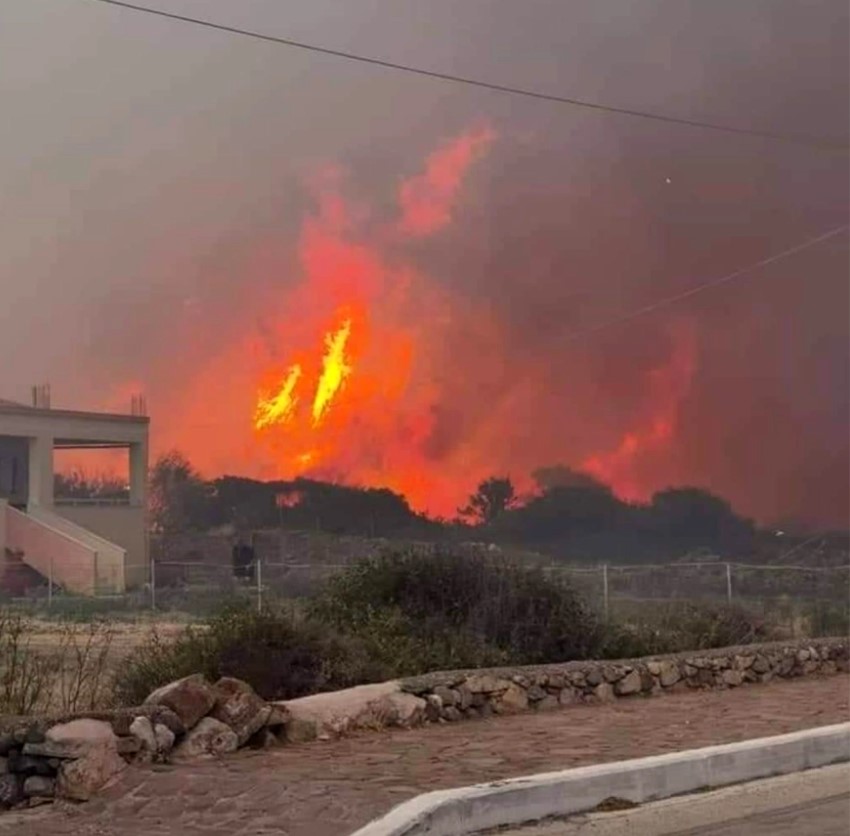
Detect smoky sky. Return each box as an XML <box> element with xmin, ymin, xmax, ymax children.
<box><xmin>1</xmin><ymin>0</ymin><xmax>848</xmax><ymax>527</ymax></box>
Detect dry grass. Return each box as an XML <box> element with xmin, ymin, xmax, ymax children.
<box><xmin>0</xmin><ymin>616</ymin><xmax>191</xmax><ymax>715</ymax></box>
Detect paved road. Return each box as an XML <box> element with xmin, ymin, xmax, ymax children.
<box><xmin>496</xmin><ymin>764</ymin><xmax>850</xmax><ymax>835</ymax></box>
<box><xmin>3</xmin><ymin>675</ymin><xmax>847</xmax><ymax>836</ymax></box>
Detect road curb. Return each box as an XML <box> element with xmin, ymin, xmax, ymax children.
<box><xmin>350</xmin><ymin>722</ymin><xmax>850</xmax><ymax>836</ymax></box>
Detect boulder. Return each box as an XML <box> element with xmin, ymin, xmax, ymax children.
<box><xmin>659</xmin><ymin>661</ymin><xmax>681</xmax><ymax>688</ymax></box>
<box><xmin>284</xmin><ymin>716</ymin><xmax>318</xmax><ymax>744</ymax></box>
<box><xmin>603</xmin><ymin>666</ymin><xmax>628</xmax><ymax>684</ymax></box>
<box><xmin>464</xmin><ymin>675</ymin><xmax>511</xmax><ymax>694</ymax></box>
<box><xmin>593</xmin><ymin>683</ymin><xmax>616</xmax><ymax>703</ymax></box>
<box><xmin>211</xmin><ymin>678</ymin><xmax>272</xmax><ymax>746</ymax></box>
<box><xmin>614</xmin><ymin>669</ymin><xmax>642</xmax><ymax>696</ymax></box>
<box><xmin>0</xmin><ymin>774</ymin><xmax>23</xmax><ymax>807</ymax></box>
<box><xmin>0</xmin><ymin>734</ymin><xmax>16</xmax><ymax>757</ymax></box>
<box><xmin>424</xmin><ymin>694</ymin><xmax>443</xmax><ymax>722</ymax></box>
<box><xmin>144</xmin><ymin>675</ymin><xmax>217</xmax><ymax>731</ymax></box>
<box><xmin>264</xmin><ymin>706</ymin><xmax>290</xmax><ymax>728</ymax></box>
<box><xmin>526</xmin><ymin>684</ymin><xmax>546</xmax><ymax>702</ymax></box>
<box><xmin>7</xmin><ymin>752</ymin><xmax>54</xmax><ymax>776</ymax></box>
<box><xmin>23</xmin><ymin>776</ymin><xmax>55</xmax><ymax>798</ymax></box>
<box><xmin>171</xmin><ymin>718</ymin><xmax>239</xmax><ymax>762</ymax></box>
<box><xmin>129</xmin><ymin>717</ymin><xmax>157</xmax><ymax>759</ymax></box>
<box><xmin>52</xmin><ymin>707</ymin><xmax>184</xmax><ymax>738</ymax></box>
<box><xmin>433</xmin><ymin>685</ymin><xmax>458</xmax><ymax>707</ymax></box>
<box><xmin>456</xmin><ymin>685</ymin><xmax>473</xmax><ymax>710</ymax></box>
<box><xmin>537</xmin><ymin>695</ymin><xmax>560</xmax><ymax>711</ymax></box>
<box><xmin>154</xmin><ymin>723</ymin><xmax>176</xmax><ymax>755</ymax></box>
<box><xmin>279</xmin><ymin>681</ymin><xmax>426</xmax><ymax>742</ymax></box>
<box><xmin>722</xmin><ymin>669</ymin><xmax>744</xmax><ymax>687</ymax></box>
<box><xmin>57</xmin><ymin>742</ymin><xmax>127</xmax><ymax>801</ymax></box>
<box><xmin>24</xmin><ymin>719</ymin><xmax>116</xmax><ymax>760</ymax></box>
<box><xmin>558</xmin><ymin>687</ymin><xmax>579</xmax><ymax>706</ymax></box>
<box><xmin>493</xmin><ymin>682</ymin><xmax>528</xmax><ymax>714</ymax></box>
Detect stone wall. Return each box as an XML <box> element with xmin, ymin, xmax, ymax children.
<box><xmin>400</xmin><ymin>637</ymin><xmax>849</xmax><ymax>722</ymax></box>
<box><xmin>1</xmin><ymin>638</ymin><xmax>845</xmax><ymax>810</ymax></box>
<box><xmin>0</xmin><ymin>675</ymin><xmax>288</xmax><ymax>810</ymax></box>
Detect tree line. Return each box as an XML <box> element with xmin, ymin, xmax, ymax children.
<box><xmin>137</xmin><ymin>452</ymin><xmax>768</xmax><ymax>562</ymax></box>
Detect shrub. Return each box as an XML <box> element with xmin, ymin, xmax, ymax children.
<box><xmin>114</xmin><ymin>605</ymin><xmax>387</xmax><ymax>705</ymax></box>
<box><xmin>803</xmin><ymin>600</ymin><xmax>850</xmax><ymax>638</ymax></box>
<box><xmin>600</xmin><ymin>601</ymin><xmax>774</xmax><ymax>658</ymax></box>
<box><xmin>0</xmin><ymin>613</ymin><xmax>53</xmax><ymax>714</ymax></box>
<box><xmin>309</xmin><ymin>548</ymin><xmax>602</xmax><ymax>671</ymax></box>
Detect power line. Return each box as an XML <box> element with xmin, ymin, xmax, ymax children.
<box><xmin>88</xmin><ymin>0</ymin><xmax>848</xmax><ymax>151</ymax></box>
<box><xmin>562</xmin><ymin>224</ymin><xmax>848</xmax><ymax>344</ymax></box>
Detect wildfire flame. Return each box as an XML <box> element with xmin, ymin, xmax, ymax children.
<box><xmin>581</xmin><ymin>320</ymin><xmax>697</xmax><ymax>501</ymax></box>
<box><xmin>254</xmin><ymin>364</ymin><xmax>302</xmax><ymax>430</ymax></box>
<box><xmin>311</xmin><ymin>318</ymin><xmax>352</xmax><ymax>426</ymax></box>
<box><xmin>138</xmin><ymin>124</ymin><xmax>698</xmax><ymax>519</ymax></box>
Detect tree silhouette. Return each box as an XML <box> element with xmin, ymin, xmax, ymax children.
<box><xmin>459</xmin><ymin>476</ymin><xmax>518</xmax><ymax>524</ymax></box>
<box><xmin>149</xmin><ymin>451</ymin><xmax>215</xmax><ymax>534</ymax></box>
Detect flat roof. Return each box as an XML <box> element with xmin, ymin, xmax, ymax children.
<box><xmin>0</xmin><ymin>399</ymin><xmax>148</xmax><ymax>425</ymax></box>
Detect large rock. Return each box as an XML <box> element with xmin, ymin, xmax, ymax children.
<box><xmin>658</xmin><ymin>661</ymin><xmax>681</xmax><ymax>688</ymax></box>
<box><xmin>465</xmin><ymin>675</ymin><xmax>511</xmax><ymax>694</ymax></box>
<box><xmin>54</xmin><ymin>707</ymin><xmax>185</xmax><ymax>738</ymax></box>
<box><xmin>493</xmin><ymin>682</ymin><xmax>528</xmax><ymax>714</ymax></box>
<box><xmin>23</xmin><ymin>776</ymin><xmax>55</xmax><ymax>798</ymax></box>
<box><xmin>210</xmin><ymin>678</ymin><xmax>272</xmax><ymax>746</ymax></box>
<box><xmin>24</xmin><ymin>719</ymin><xmax>117</xmax><ymax>759</ymax></box>
<box><xmin>171</xmin><ymin>717</ymin><xmax>239</xmax><ymax>762</ymax></box>
<box><xmin>154</xmin><ymin>723</ymin><xmax>176</xmax><ymax>755</ymax></box>
<box><xmin>57</xmin><ymin>741</ymin><xmax>127</xmax><ymax>801</ymax></box>
<box><xmin>8</xmin><ymin>752</ymin><xmax>54</xmax><ymax>776</ymax></box>
<box><xmin>0</xmin><ymin>774</ymin><xmax>23</xmax><ymax>807</ymax></box>
<box><xmin>144</xmin><ymin>675</ymin><xmax>217</xmax><ymax>731</ymax></box>
<box><xmin>129</xmin><ymin>716</ymin><xmax>157</xmax><ymax>760</ymax></box>
<box><xmin>614</xmin><ymin>669</ymin><xmax>642</xmax><ymax>696</ymax></box>
<box><xmin>279</xmin><ymin>681</ymin><xmax>426</xmax><ymax>743</ymax></box>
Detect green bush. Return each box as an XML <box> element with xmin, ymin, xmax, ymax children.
<box><xmin>600</xmin><ymin>601</ymin><xmax>774</xmax><ymax>658</ymax></box>
<box><xmin>114</xmin><ymin>606</ymin><xmax>387</xmax><ymax>705</ymax></box>
<box><xmin>309</xmin><ymin>548</ymin><xmax>602</xmax><ymax>671</ymax></box>
<box><xmin>802</xmin><ymin>600</ymin><xmax>850</xmax><ymax>638</ymax></box>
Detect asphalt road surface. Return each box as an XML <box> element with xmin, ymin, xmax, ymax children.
<box><xmin>494</xmin><ymin>764</ymin><xmax>850</xmax><ymax>835</ymax></box>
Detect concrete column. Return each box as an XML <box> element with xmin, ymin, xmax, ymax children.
<box><xmin>27</xmin><ymin>435</ymin><xmax>54</xmax><ymax>509</ymax></box>
<box><xmin>129</xmin><ymin>440</ymin><xmax>148</xmax><ymax>507</ymax></box>
<box><xmin>0</xmin><ymin>498</ymin><xmax>7</xmax><ymax>553</ymax></box>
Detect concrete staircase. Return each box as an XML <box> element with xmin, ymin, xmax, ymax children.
<box><xmin>2</xmin><ymin>502</ymin><xmax>126</xmax><ymax>595</ymax></box>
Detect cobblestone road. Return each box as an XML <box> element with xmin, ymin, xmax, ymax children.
<box><xmin>5</xmin><ymin>675</ymin><xmax>848</xmax><ymax>836</ymax></box>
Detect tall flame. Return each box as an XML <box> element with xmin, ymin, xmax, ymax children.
<box><xmin>312</xmin><ymin>318</ymin><xmax>352</xmax><ymax>426</ymax></box>
<box><xmin>254</xmin><ymin>364</ymin><xmax>302</xmax><ymax>430</ymax></box>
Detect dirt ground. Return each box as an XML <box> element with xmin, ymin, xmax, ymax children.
<box><xmin>3</xmin><ymin>674</ymin><xmax>848</xmax><ymax>836</ymax></box>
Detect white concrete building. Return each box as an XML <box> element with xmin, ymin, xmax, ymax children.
<box><xmin>0</xmin><ymin>397</ymin><xmax>149</xmax><ymax>595</ymax></box>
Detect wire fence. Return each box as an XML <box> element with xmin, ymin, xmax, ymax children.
<box><xmin>2</xmin><ymin>557</ymin><xmax>847</xmax><ymax>628</ymax></box>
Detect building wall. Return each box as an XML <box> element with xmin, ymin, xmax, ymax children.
<box><xmin>0</xmin><ymin>436</ymin><xmax>29</xmax><ymax>506</ymax></box>
<box><xmin>58</xmin><ymin>505</ymin><xmax>148</xmax><ymax>589</ymax></box>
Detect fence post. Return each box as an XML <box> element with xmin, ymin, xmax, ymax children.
<box><xmin>726</xmin><ymin>562</ymin><xmax>733</xmax><ymax>605</ymax></box>
<box><xmin>256</xmin><ymin>558</ymin><xmax>263</xmax><ymax>612</ymax></box>
<box><xmin>150</xmin><ymin>558</ymin><xmax>156</xmax><ymax>611</ymax></box>
<box><xmin>602</xmin><ymin>564</ymin><xmax>609</xmax><ymax>621</ymax></box>
<box><xmin>48</xmin><ymin>557</ymin><xmax>53</xmax><ymax>608</ymax></box>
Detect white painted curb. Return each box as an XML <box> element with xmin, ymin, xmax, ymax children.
<box><xmin>350</xmin><ymin>722</ymin><xmax>850</xmax><ymax>836</ymax></box>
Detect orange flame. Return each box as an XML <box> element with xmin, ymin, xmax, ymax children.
<box><xmin>581</xmin><ymin>321</ymin><xmax>697</xmax><ymax>501</ymax></box>
<box><xmin>146</xmin><ymin>124</ymin><xmax>699</xmax><ymax>520</ymax></box>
